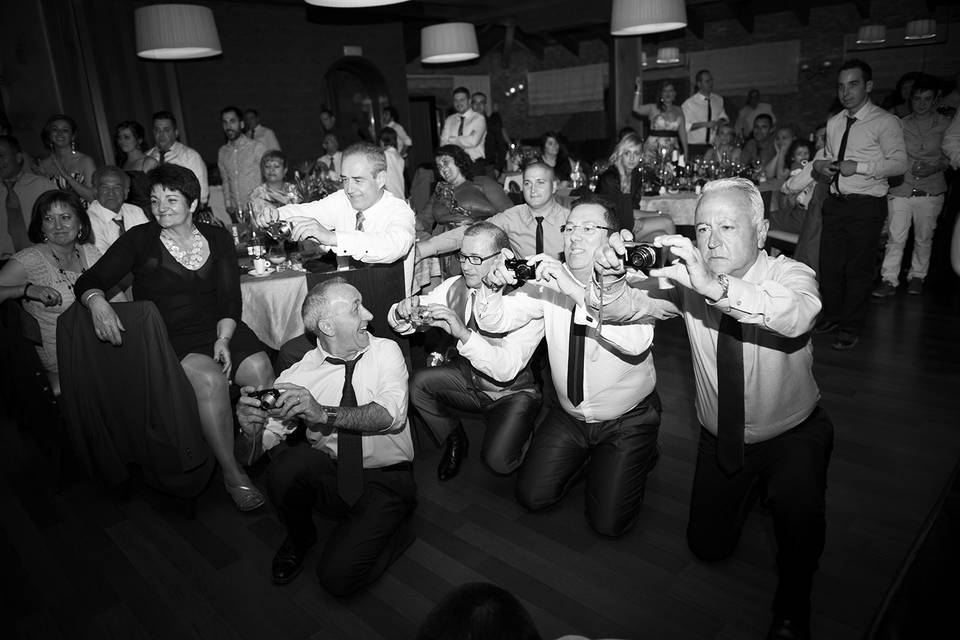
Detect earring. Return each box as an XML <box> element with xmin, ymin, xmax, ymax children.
<box><xmin>71</xmin><ymin>140</ymin><xmax>76</xmax><ymax>154</ymax></box>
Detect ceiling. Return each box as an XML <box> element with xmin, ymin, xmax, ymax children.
<box><xmin>239</xmin><ymin>1</ymin><xmax>951</xmax><ymax>64</ymax></box>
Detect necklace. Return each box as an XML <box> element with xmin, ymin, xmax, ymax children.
<box><xmin>49</xmin><ymin>245</ymin><xmax>85</xmax><ymax>291</ymax></box>
<box><xmin>161</xmin><ymin>226</ymin><xmax>205</xmax><ymax>270</ymax></box>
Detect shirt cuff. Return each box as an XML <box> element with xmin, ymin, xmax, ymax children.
<box><xmin>572</xmin><ymin>304</ymin><xmax>599</xmax><ymax>328</ymax></box>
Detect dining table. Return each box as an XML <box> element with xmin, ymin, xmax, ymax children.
<box><xmin>639</xmin><ymin>178</ymin><xmax>783</xmax><ymax>227</ymax></box>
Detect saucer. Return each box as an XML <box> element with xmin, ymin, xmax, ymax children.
<box><xmin>247</xmin><ymin>267</ymin><xmax>275</xmax><ymax>277</ymax></box>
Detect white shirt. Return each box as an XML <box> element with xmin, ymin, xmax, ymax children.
<box><xmin>251</xmin><ymin>124</ymin><xmax>281</xmax><ymax>151</ymax></box>
<box><xmin>86</xmin><ymin>200</ymin><xmax>150</xmax><ymax>255</ymax></box>
<box><xmin>147</xmin><ymin>141</ymin><xmax>209</xmax><ymax>204</ymax></box>
<box><xmin>734</xmin><ymin>102</ymin><xmax>776</xmax><ymax>139</ymax></box>
<box><xmin>276</xmin><ymin>189</ymin><xmax>416</xmax><ymax>294</ymax></box>
<box><xmin>388</xmin><ymin>275</ymin><xmax>543</xmax><ymax>399</ymax></box>
<box><xmin>267</xmin><ymin>336</ymin><xmax>413</xmax><ymax>467</ymax></box>
<box><xmin>383</xmin><ymin>146</ymin><xmax>405</xmax><ymax>200</ymax></box>
<box><xmin>476</xmin><ymin>268</ymin><xmax>656</xmax><ymax>422</ymax></box>
<box><xmin>682</xmin><ymin>92</ymin><xmax>729</xmax><ymax>145</ymax></box>
<box><xmin>386</xmin><ymin>121</ymin><xmax>412</xmax><ymax>156</ymax></box>
<box><xmin>217</xmin><ymin>135</ymin><xmax>266</xmax><ymax>211</ymax></box>
<box><xmin>589</xmin><ymin>251</ymin><xmax>821</xmax><ymax>443</ymax></box>
<box><xmin>441</xmin><ymin>109</ymin><xmax>487</xmax><ymax>160</ymax></box>
<box><xmin>823</xmin><ymin>100</ymin><xmax>907</xmax><ymax>197</ymax></box>
<box><xmin>940</xmin><ymin>110</ymin><xmax>960</xmax><ymax>169</ymax></box>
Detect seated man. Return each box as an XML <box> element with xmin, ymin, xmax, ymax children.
<box><xmin>390</xmin><ymin>222</ymin><xmax>542</xmax><ymax>481</ymax></box>
<box><xmin>236</xmin><ymin>278</ymin><xmax>416</xmax><ymax>595</ymax></box>
<box><xmin>417</xmin><ymin>162</ymin><xmax>570</xmax><ymax>261</ymax></box>
<box><xmin>86</xmin><ymin>165</ymin><xmax>149</xmax><ymax>255</ymax></box>
<box><xmin>740</xmin><ymin>113</ymin><xmax>776</xmax><ymax>170</ymax></box>
<box><xmin>590</xmin><ymin>178</ymin><xmax>833</xmax><ymax>639</ymax></box>
<box><xmin>477</xmin><ymin>196</ymin><xmax>661</xmax><ymax>537</ymax></box>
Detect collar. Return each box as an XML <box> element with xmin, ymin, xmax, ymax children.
<box><xmin>227</xmin><ymin>134</ymin><xmax>252</xmax><ymax>149</ymax></box>
<box><xmin>525</xmin><ymin>199</ymin><xmax>564</xmax><ymax>223</ymax></box>
<box><xmin>459</xmin><ymin>108</ymin><xmax>476</xmax><ymax>118</ymax></box>
<box><xmin>313</xmin><ymin>340</ymin><xmax>373</xmax><ymax>363</ymax></box>
<box><xmin>2</xmin><ymin>170</ymin><xmax>24</xmax><ymax>185</ymax></box>
<box><xmin>739</xmin><ymin>250</ymin><xmax>769</xmax><ymax>283</ymax></box>
<box><xmin>87</xmin><ymin>200</ymin><xmax>123</xmax><ymax>221</ymax></box>
<box><xmin>845</xmin><ymin>99</ymin><xmax>874</xmax><ymax>119</ymax></box>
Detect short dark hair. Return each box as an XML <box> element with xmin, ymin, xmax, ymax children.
<box><xmin>910</xmin><ymin>73</ymin><xmax>942</xmax><ymax>99</ymax></box>
<box><xmin>220</xmin><ymin>105</ymin><xmax>243</xmax><ymax>120</ymax></box>
<box><xmin>260</xmin><ymin>149</ymin><xmax>287</xmax><ymax>173</ymax></box>
<box><xmin>753</xmin><ymin>113</ymin><xmax>774</xmax><ymax>127</ymax></box>
<box><xmin>570</xmin><ymin>194</ymin><xmax>618</xmax><ymax>232</ymax></box>
<box><xmin>41</xmin><ymin>114</ymin><xmax>78</xmax><ymax>149</ymax></box>
<box><xmin>452</xmin><ymin>86</ymin><xmax>471</xmax><ymax>98</ymax></box>
<box><xmin>415</xmin><ymin>583</ymin><xmax>541</xmax><ymax>640</ymax></box>
<box><xmin>383</xmin><ymin>106</ymin><xmax>399</xmax><ymax>121</ymax></box>
<box><xmin>839</xmin><ymin>58</ymin><xmax>872</xmax><ymax>83</ymax></box>
<box><xmin>152</xmin><ymin>110</ymin><xmax>178</xmax><ymax>128</ymax></box>
<box><xmin>28</xmin><ymin>189</ymin><xmax>92</xmax><ymax>244</ymax></box>
<box><xmin>695</xmin><ymin>69</ymin><xmax>712</xmax><ymax>83</ymax></box>
<box><xmin>463</xmin><ymin>221</ymin><xmax>509</xmax><ymax>253</ymax></box>
<box><xmin>522</xmin><ymin>161</ymin><xmax>556</xmax><ymax>182</ymax></box>
<box><xmin>147</xmin><ymin>163</ymin><xmax>201</xmax><ymax>206</ymax></box>
<box><xmin>0</xmin><ymin>134</ymin><xmax>22</xmax><ymax>153</ymax></box>
<box><xmin>472</xmin><ymin>92</ymin><xmax>487</xmax><ymax>101</ymax></box>
<box><xmin>244</xmin><ymin>108</ymin><xmax>259</xmax><ymax>118</ymax></box>
<box><xmin>378</xmin><ymin>127</ymin><xmax>398</xmax><ymax>149</ymax></box>
<box><xmin>435</xmin><ymin>144</ymin><xmax>474</xmax><ymax>180</ymax></box>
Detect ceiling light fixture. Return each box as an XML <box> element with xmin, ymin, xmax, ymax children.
<box><xmin>656</xmin><ymin>47</ymin><xmax>680</xmax><ymax>64</ymax></box>
<box><xmin>856</xmin><ymin>25</ymin><xmax>887</xmax><ymax>44</ymax></box>
<box><xmin>904</xmin><ymin>19</ymin><xmax>936</xmax><ymax>40</ymax></box>
<box><xmin>421</xmin><ymin>23</ymin><xmax>479</xmax><ymax>64</ymax></box>
<box><xmin>610</xmin><ymin>0</ymin><xmax>687</xmax><ymax>36</ymax></box>
<box><xmin>135</xmin><ymin>4</ymin><xmax>222</xmax><ymax>60</ymax></box>
<box><xmin>304</xmin><ymin>1</ymin><xmax>409</xmax><ymax>7</ymax></box>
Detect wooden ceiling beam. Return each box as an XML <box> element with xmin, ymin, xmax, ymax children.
<box><xmin>686</xmin><ymin>7</ymin><xmax>705</xmax><ymax>40</ymax></box>
<box><xmin>734</xmin><ymin>1</ymin><xmax>754</xmax><ymax>33</ymax></box>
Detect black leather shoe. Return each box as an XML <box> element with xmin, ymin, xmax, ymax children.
<box><xmin>437</xmin><ymin>425</ymin><xmax>468</xmax><ymax>481</ymax></box>
<box><xmin>272</xmin><ymin>536</ymin><xmax>314</xmax><ymax>585</ymax></box>
<box><xmin>767</xmin><ymin>617</ymin><xmax>810</xmax><ymax>640</ymax></box>
<box><xmin>813</xmin><ymin>319</ymin><xmax>838</xmax><ymax>334</ymax></box>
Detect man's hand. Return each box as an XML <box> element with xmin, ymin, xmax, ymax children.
<box><xmin>911</xmin><ymin>160</ymin><xmax>940</xmax><ymax>178</ymax></box>
<box><xmin>255</xmin><ymin>203</ymin><xmax>279</xmax><ymax>227</ymax></box>
<box><xmin>237</xmin><ymin>386</ymin><xmax>268</xmax><ymax>435</ymax></box>
<box><xmin>531</xmin><ymin>254</ymin><xmax>581</xmax><ymax>297</ymax></box>
<box><xmin>837</xmin><ymin>160</ymin><xmax>857</xmax><ymax>176</ymax></box>
<box><xmin>272</xmin><ymin>383</ymin><xmax>327</xmax><ymax>424</ymax></box>
<box><xmin>421</xmin><ymin>303</ymin><xmax>470</xmax><ymax>342</ymax></box>
<box><xmin>648</xmin><ymin>234</ymin><xmax>723</xmax><ymax>299</ymax></box>
<box><xmin>594</xmin><ymin>230</ymin><xmax>633</xmax><ymax>279</ymax></box>
<box><xmin>288</xmin><ymin>217</ymin><xmax>336</xmax><ymax>245</ymax></box>
<box><xmin>812</xmin><ymin>159</ymin><xmax>837</xmax><ymax>179</ymax></box>
<box><xmin>483</xmin><ymin>247</ymin><xmax>518</xmax><ymax>289</ymax></box>
<box><xmin>394</xmin><ymin>295</ymin><xmax>421</xmax><ymax>322</ymax></box>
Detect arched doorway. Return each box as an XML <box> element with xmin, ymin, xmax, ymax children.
<box><xmin>319</xmin><ymin>57</ymin><xmax>390</xmax><ymax>145</ymax></box>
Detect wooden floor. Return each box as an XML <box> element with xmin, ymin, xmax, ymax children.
<box><xmin>3</xmin><ymin>273</ymin><xmax>959</xmax><ymax>640</ymax></box>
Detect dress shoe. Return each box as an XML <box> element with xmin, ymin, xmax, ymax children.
<box><xmin>813</xmin><ymin>319</ymin><xmax>838</xmax><ymax>334</ymax></box>
<box><xmin>437</xmin><ymin>425</ymin><xmax>468</xmax><ymax>481</ymax></box>
<box><xmin>272</xmin><ymin>536</ymin><xmax>314</xmax><ymax>585</ymax></box>
<box><xmin>832</xmin><ymin>332</ymin><xmax>859</xmax><ymax>351</ymax></box>
<box><xmin>907</xmin><ymin>277</ymin><xmax>923</xmax><ymax>295</ymax></box>
<box><xmin>767</xmin><ymin>616</ymin><xmax>810</xmax><ymax>640</ymax></box>
<box><xmin>872</xmin><ymin>281</ymin><xmax>897</xmax><ymax>298</ymax></box>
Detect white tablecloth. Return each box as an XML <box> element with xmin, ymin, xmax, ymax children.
<box><xmin>241</xmin><ymin>270</ymin><xmax>308</xmax><ymax>349</ymax></box>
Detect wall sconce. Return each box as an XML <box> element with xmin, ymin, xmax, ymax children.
<box><xmin>904</xmin><ymin>19</ymin><xmax>936</xmax><ymax>40</ymax></box>
<box><xmin>799</xmin><ymin>60</ymin><xmax>833</xmax><ymax>77</ymax></box>
<box><xmin>135</xmin><ymin>4</ymin><xmax>222</xmax><ymax>60</ymax></box>
<box><xmin>656</xmin><ymin>47</ymin><xmax>680</xmax><ymax>64</ymax></box>
<box><xmin>421</xmin><ymin>23</ymin><xmax>479</xmax><ymax>63</ymax></box>
<box><xmin>856</xmin><ymin>25</ymin><xmax>887</xmax><ymax>44</ymax></box>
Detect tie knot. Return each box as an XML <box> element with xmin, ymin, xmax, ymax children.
<box><xmin>326</xmin><ymin>353</ymin><xmax>363</xmax><ymax>373</ymax></box>
<box><xmin>535</xmin><ymin>216</ymin><xmax>544</xmax><ymax>223</ymax></box>
<box><xmin>846</xmin><ymin>116</ymin><xmax>856</xmax><ymax>127</ymax></box>
<box><xmin>3</xmin><ymin>178</ymin><xmax>15</xmax><ymax>189</ymax></box>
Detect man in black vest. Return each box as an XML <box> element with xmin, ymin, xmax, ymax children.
<box><xmin>390</xmin><ymin>222</ymin><xmax>542</xmax><ymax>481</ymax></box>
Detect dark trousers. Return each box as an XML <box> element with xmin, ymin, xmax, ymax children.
<box><xmin>516</xmin><ymin>390</ymin><xmax>661</xmax><ymax>537</ymax></box>
<box><xmin>819</xmin><ymin>194</ymin><xmax>886</xmax><ymax>335</ymax></box>
<box><xmin>266</xmin><ymin>444</ymin><xmax>417</xmax><ymax>596</ymax></box>
<box><xmin>410</xmin><ymin>365</ymin><xmax>540</xmax><ymax>474</ymax></box>
<box><xmin>687</xmin><ymin>407</ymin><xmax>834</xmax><ymax>621</ymax></box>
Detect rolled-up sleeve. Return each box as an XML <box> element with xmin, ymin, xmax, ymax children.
<box><xmin>371</xmin><ymin>340</ymin><xmax>409</xmax><ymax>432</ymax></box>
<box><xmin>857</xmin><ymin>116</ymin><xmax>908</xmax><ymax>178</ymax></box>
<box><xmin>475</xmin><ymin>285</ymin><xmax>544</xmax><ymax>334</ymax></box>
<box><xmin>458</xmin><ymin>315</ymin><xmax>543</xmax><ymax>383</ymax></box>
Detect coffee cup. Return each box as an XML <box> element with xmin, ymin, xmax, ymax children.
<box><xmin>253</xmin><ymin>257</ymin><xmax>269</xmax><ymax>275</ymax></box>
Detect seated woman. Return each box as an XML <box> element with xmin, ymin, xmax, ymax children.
<box><xmin>538</xmin><ymin>131</ymin><xmax>573</xmax><ymax>186</ymax></box>
<box><xmin>35</xmin><ymin>114</ymin><xmax>97</xmax><ymax>203</ymax></box>
<box><xmin>595</xmin><ymin>133</ymin><xmax>675</xmax><ymax>242</ymax></box>
<box><xmin>770</xmin><ymin>139</ymin><xmax>818</xmax><ymax>235</ymax></box>
<box><xmin>0</xmin><ymin>189</ymin><xmax>101</xmax><ymax>395</ymax></box>
<box><xmin>417</xmin><ymin>145</ymin><xmax>502</xmax><ymax>277</ymax></box>
<box><xmin>249</xmin><ymin>149</ymin><xmax>301</xmax><ymax>217</ymax></box>
<box><xmin>632</xmin><ymin>79</ymin><xmax>688</xmax><ymax>164</ymax></box>
<box><xmin>75</xmin><ymin>164</ymin><xmax>275</xmax><ymax>512</ymax></box>
<box><xmin>763</xmin><ymin>126</ymin><xmax>796</xmax><ymax>181</ymax></box>
<box><xmin>702</xmin><ymin>123</ymin><xmax>742</xmax><ymax>167</ymax></box>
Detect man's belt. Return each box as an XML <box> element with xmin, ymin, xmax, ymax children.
<box><xmin>910</xmin><ymin>188</ymin><xmax>944</xmax><ymax>197</ymax></box>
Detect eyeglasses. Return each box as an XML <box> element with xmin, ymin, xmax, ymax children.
<box><xmin>456</xmin><ymin>251</ymin><xmax>499</xmax><ymax>265</ymax></box>
<box><xmin>559</xmin><ymin>224</ymin><xmax>613</xmax><ymax>236</ymax></box>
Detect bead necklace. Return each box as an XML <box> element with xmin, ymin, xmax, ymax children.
<box><xmin>161</xmin><ymin>226</ymin><xmax>205</xmax><ymax>270</ymax></box>
<box><xmin>49</xmin><ymin>245</ymin><xmax>85</xmax><ymax>291</ymax></box>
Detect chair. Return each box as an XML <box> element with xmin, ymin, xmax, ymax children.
<box><xmin>56</xmin><ymin>301</ymin><xmax>215</xmax><ymax>498</ymax></box>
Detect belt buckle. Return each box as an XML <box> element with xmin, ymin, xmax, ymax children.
<box><xmin>911</xmin><ymin>188</ymin><xmax>928</xmax><ymax>197</ymax></box>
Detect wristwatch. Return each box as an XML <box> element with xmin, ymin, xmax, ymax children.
<box><xmin>324</xmin><ymin>406</ymin><xmax>339</xmax><ymax>425</ymax></box>
<box><xmin>717</xmin><ymin>273</ymin><xmax>730</xmax><ymax>300</ymax></box>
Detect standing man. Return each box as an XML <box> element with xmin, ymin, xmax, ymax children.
<box><xmin>147</xmin><ymin>111</ymin><xmax>209</xmax><ymax>205</ymax></box>
<box><xmin>417</xmin><ymin>162</ymin><xmax>569</xmax><ymax>261</ymax></box>
<box><xmin>381</xmin><ymin>106</ymin><xmax>412</xmax><ymax>158</ymax></box>
<box><xmin>478</xmin><ymin>196</ymin><xmax>661</xmax><ymax>537</ymax></box>
<box><xmin>391</xmin><ymin>222</ymin><xmax>542</xmax><ymax>481</ymax></box>
<box><xmin>243</xmin><ymin>108</ymin><xmax>281</xmax><ymax>151</ymax></box>
<box><xmin>592</xmin><ymin>178</ymin><xmax>833</xmax><ymax>640</ymax></box>
<box><xmin>238</xmin><ymin>279</ymin><xmax>416</xmax><ymax>594</ymax></box>
<box><xmin>812</xmin><ymin>59</ymin><xmax>907</xmax><ymax>350</ymax></box>
<box><xmin>441</xmin><ymin>86</ymin><xmax>487</xmax><ymax>163</ymax></box>
<box><xmin>218</xmin><ymin>106</ymin><xmax>266</xmax><ymax>217</ymax></box>
<box><xmin>0</xmin><ymin>135</ymin><xmax>55</xmax><ymax>260</ymax></box>
<box><xmin>874</xmin><ymin>75</ymin><xmax>951</xmax><ymax>297</ymax></box>
<box><xmin>735</xmin><ymin>89</ymin><xmax>777</xmax><ymax>140</ymax></box>
<box><xmin>682</xmin><ymin>70</ymin><xmax>729</xmax><ymax>149</ymax></box>
<box><xmin>86</xmin><ymin>166</ymin><xmax>149</xmax><ymax>255</ymax></box>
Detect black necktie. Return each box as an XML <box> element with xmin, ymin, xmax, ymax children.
<box><xmin>466</xmin><ymin>291</ymin><xmax>478</xmax><ymax>332</ymax></box>
<box><xmin>458</xmin><ymin>116</ymin><xmax>465</xmax><ymax>136</ymax></box>
<box><xmin>833</xmin><ymin>116</ymin><xmax>856</xmax><ymax>194</ymax></box>
<box><xmin>4</xmin><ymin>179</ymin><xmax>30</xmax><ymax>251</ymax></box>
<box><xmin>716</xmin><ymin>314</ymin><xmax>744</xmax><ymax>475</ymax></box>
<box><xmin>534</xmin><ymin>216</ymin><xmax>544</xmax><ymax>255</ymax></box>
<box><xmin>566</xmin><ymin>311</ymin><xmax>586</xmax><ymax>406</ymax></box>
<box><xmin>706</xmin><ymin>98</ymin><xmax>713</xmax><ymax>144</ymax></box>
<box><xmin>355</xmin><ymin>210</ymin><xmax>364</xmax><ymax>231</ymax></box>
<box><xmin>326</xmin><ymin>354</ymin><xmax>364</xmax><ymax>505</ymax></box>
<box><xmin>159</xmin><ymin>149</ymin><xmax>167</xmax><ymax>165</ymax></box>
<box><xmin>113</xmin><ymin>216</ymin><xmax>125</xmax><ymax>234</ymax></box>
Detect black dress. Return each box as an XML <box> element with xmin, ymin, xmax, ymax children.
<box><xmin>75</xmin><ymin>221</ymin><xmax>265</xmax><ymax>364</ymax></box>
<box><xmin>596</xmin><ymin>166</ymin><xmax>643</xmax><ymax>232</ymax></box>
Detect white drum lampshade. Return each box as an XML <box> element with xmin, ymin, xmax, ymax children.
<box><xmin>421</xmin><ymin>23</ymin><xmax>479</xmax><ymax>64</ymax></box>
<box><xmin>611</xmin><ymin>0</ymin><xmax>687</xmax><ymax>36</ymax></box>
<box><xmin>304</xmin><ymin>1</ymin><xmax>409</xmax><ymax>6</ymax></box>
<box><xmin>135</xmin><ymin>4</ymin><xmax>222</xmax><ymax>60</ymax></box>
<box><xmin>856</xmin><ymin>25</ymin><xmax>887</xmax><ymax>44</ymax></box>
<box><xmin>904</xmin><ymin>19</ymin><xmax>936</xmax><ymax>40</ymax></box>
<box><xmin>656</xmin><ymin>47</ymin><xmax>680</xmax><ymax>64</ymax></box>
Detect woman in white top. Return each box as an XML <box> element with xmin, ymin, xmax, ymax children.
<box><xmin>382</xmin><ymin>106</ymin><xmax>412</xmax><ymax>157</ymax></box>
<box><xmin>378</xmin><ymin>127</ymin><xmax>406</xmax><ymax>200</ymax></box>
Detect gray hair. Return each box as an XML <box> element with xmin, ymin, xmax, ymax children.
<box><xmin>92</xmin><ymin>165</ymin><xmax>130</xmax><ymax>190</ymax></box>
<box><xmin>463</xmin><ymin>221</ymin><xmax>510</xmax><ymax>253</ymax></box>
<box><xmin>700</xmin><ymin>177</ymin><xmax>764</xmax><ymax>226</ymax></box>
<box><xmin>342</xmin><ymin>142</ymin><xmax>387</xmax><ymax>176</ymax></box>
<box><xmin>301</xmin><ymin>277</ymin><xmax>349</xmax><ymax>333</ymax></box>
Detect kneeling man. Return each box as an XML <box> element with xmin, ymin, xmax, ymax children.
<box><xmin>390</xmin><ymin>221</ymin><xmax>542</xmax><ymax>481</ymax></box>
<box><xmin>237</xmin><ymin>278</ymin><xmax>416</xmax><ymax>595</ymax></box>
